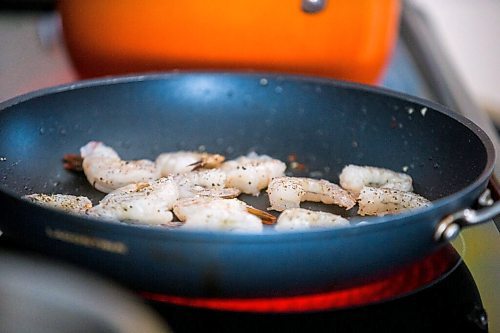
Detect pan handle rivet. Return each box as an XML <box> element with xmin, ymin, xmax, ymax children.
<box><xmin>442</xmin><ymin>223</ymin><xmax>460</xmax><ymax>241</ymax></box>
<box><xmin>434</xmin><ymin>215</ymin><xmax>460</xmax><ymax>242</ymax></box>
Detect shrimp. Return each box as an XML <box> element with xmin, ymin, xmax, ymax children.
<box><xmin>174</xmin><ymin>196</ymin><xmax>276</xmax><ymax>225</ymax></box>
<box><xmin>173</xmin><ymin>169</ymin><xmax>240</xmax><ymax>199</ymax></box>
<box><xmin>275</xmin><ymin>208</ymin><xmax>349</xmax><ymax>232</ymax></box>
<box><xmin>339</xmin><ymin>164</ymin><xmax>413</xmax><ymax>197</ymax></box>
<box><xmin>357</xmin><ymin>186</ymin><xmax>431</xmax><ymax>216</ymax></box>
<box><xmin>267</xmin><ymin>176</ymin><xmax>356</xmax><ymax>212</ymax></box>
<box><xmin>156</xmin><ymin>151</ymin><xmax>225</xmax><ymax>176</ymax></box>
<box><xmin>87</xmin><ymin>177</ymin><xmax>179</xmax><ymax>225</ymax></box>
<box><xmin>221</xmin><ymin>152</ymin><xmax>286</xmax><ymax>196</ymax></box>
<box><xmin>79</xmin><ymin>141</ymin><xmax>161</xmax><ymax>193</ymax></box>
<box><xmin>22</xmin><ymin>194</ymin><xmax>92</xmax><ymax>215</ymax></box>
<box><xmin>173</xmin><ymin>197</ymin><xmax>264</xmax><ymax>232</ymax></box>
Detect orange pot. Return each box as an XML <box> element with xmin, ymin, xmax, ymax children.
<box><xmin>59</xmin><ymin>0</ymin><xmax>400</xmax><ymax>84</ymax></box>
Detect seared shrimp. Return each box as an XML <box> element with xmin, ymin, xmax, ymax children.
<box><xmin>267</xmin><ymin>176</ymin><xmax>356</xmax><ymax>212</ymax></box>
<box><xmin>174</xmin><ymin>196</ymin><xmax>276</xmax><ymax>225</ymax></box>
<box><xmin>221</xmin><ymin>152</ymin><xmax>286</xmax><ymax>196</ymax></box>
<box><xmin>80</xmin><ymin>141</ymin><xmax>160</xmax><ymax>193</ymax></box>
<box><xmin>23</xmin><ymin>194</ymin><xmax>92</xmax><ymax>215</ymax></box>
<box><xmin>339</xmin><ymin>164</ymin><xmax>413</xmax><ymax>197</ymax></box>
<box><xmin>173</xmin><ymin>169</ymin><xmax>240</xmax><ymax>199</ymax></box>
<box><xmin>173</xmin><ymin>197</ymin><xmax>263</xmax><ymax>232</ymax></box>
<box><xmin>275</xmin><ymin>208</ymin><xmax>349</xmax><ymax>232</ymax></box>
<box><xmin>156</xmin><ymin>151</ymin><xmax>225</xmax><ymax>176</ymax></box>
<box><xmin>88</xmin><ymin>177</ymin><xmax>179</xmax><ymax>225</ymax></box>
<box><xmin>357</xmin><ymin>186</ymin><xmax>430</xmax><ymax>216</ymax></box>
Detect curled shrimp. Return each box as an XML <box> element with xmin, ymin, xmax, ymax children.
<box><xmin>23</xmin><ymin>194</ymin><xmax>92</xmax><ymax>215</ymax></box>
<box><xmin>173</xmin><ymin>197</ymin><xmax>265</xmax><ymax>232</ymax></box>
<box><xmin>275</xmin><ymin>208</ymin><xmax>349</xmax><ymax>232</ymax></box>
<box><xmin>156</xmin><ymin>151</ymin><xmax>225</xmax><ymax>176</ymax></box>
<box><xmin>174</xmin><ymin>196</ymin><xmax>276</xmax><ymax>225</ymax></box>
<box><xmin>267</xmin><ymin>176</ymin><xmax>356</xmax><ymax>212</ymax></box>
<box><xmin>339</xmin><ymin>164</ymin><xmax>413</xmax><ymax>197</ymax></box>
<box><xmin>357</xmin><ymin>186</ymin><xmax>431</xmax><ymax>216</ymax></box>
<box><xmin>77</xmin><ymin>141</ymin><xmax>160</xmax><ymax>193</ymax></box>
<box><xmin>87</xmin><ymin>177</ymin><xmax>179</xmax><ymax>225</ymax></box>
<box><xmin>221</xmin><ymin>152</ymin><xmax>286</xmax><ymax>196</ymax></box>
<box><xmin>173</xmin><ymin>169</ymin><xmax>240</xmax><ymax>199</ymax></box>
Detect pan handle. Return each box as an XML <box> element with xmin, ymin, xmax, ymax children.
<box><xmin>434</xmin><ymin>179</ymin><xmax>500</xmax><ymax>242</ymax></box>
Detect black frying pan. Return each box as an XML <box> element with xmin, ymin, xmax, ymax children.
<box><xmin>0</xmin><ymin>73</ymin><xmax>497</xmax><ymax>299</ymax></box>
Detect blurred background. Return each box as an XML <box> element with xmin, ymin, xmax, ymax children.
<box><xmin>1</xmin><ymin>0</ymin><xmax>499</xmax><ymax>126</ymax></box>
<box><xmin>0</xmin><ymin>0</ymin><xmax>499</xmax><ymax>332</ymax></box>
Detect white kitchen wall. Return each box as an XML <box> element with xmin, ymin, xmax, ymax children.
<box><xmin>409</xmin><ymin>0</ymin><xmax>500</xmax><ymax>124</ymax></box>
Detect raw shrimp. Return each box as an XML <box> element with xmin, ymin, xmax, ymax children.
<box><xmin>357</xmin><ymin>186</ymin><xmax>431</xmax><ymax>216</ymax></box>
<box><xmin>339</xmin><ymin>164</ymin><xmax>413</xmax><ymax>197</ymax></box>
<box><xmin>80</xmin><ymin>141</ymin><xmax>161</xmax><ymax>193</ymax></box>
<box><xmin>267</xmin><ymin>176</ymin><xmax>356</xmax><ymax>212</ymax></box>
<box><xmin>173</xmin><ymin>169</ymin><xmax>240</xmax><ymax>199</ymax></box>
<box><xmin>156</xmin><ymin>151</ymin><xmax>225</xmax><ymax>176</ymax></box>
<box><xmin>221</xmin><ymin>152</ymin><xmax>286</xmax><ymax>196</ymax></box>
<box><xmin>23</xmin><ymin>194</ymin><xmax>92</xmax><ymax>215</ymax></box>
<box><xmin>173</xmin><ymin>197</ymin><xmax>264</xmax><ymax>232</ymax></box>
<box><xmin>275</xmin><ymin>208</ymin><xmax>349</xmax><ymax>232</ymax></box>
<box><xmin>87</xmin><ymin>177</ymin><xmax>179</xmax><ymax>225</ymax></box>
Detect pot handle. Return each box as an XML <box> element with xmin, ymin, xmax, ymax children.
<box><xmin>302</xmin><ymin>0</ymin><xmax>327</xmax><ymax>13</ymax></box>
<box><xmin>434</xmin><ymin>178</ymin><xmax>500</xmax><ymax>242</ymax></box>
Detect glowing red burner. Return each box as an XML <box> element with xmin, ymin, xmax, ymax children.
<box><xmin>141</xmin><ymin>246</ymin><xmax>459</xmax><ymax>313</ymax></box>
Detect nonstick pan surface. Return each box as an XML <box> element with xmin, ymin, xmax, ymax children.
<box><xmin>0</xmin><ymin>73</ymin><xmax>495</xmax><ymax>298</ymax></box>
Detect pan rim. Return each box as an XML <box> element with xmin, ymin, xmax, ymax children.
<box><xmin>0</xmin><ymin>71</ymin><xmax>496</xmax><ymax>242</ymax></box>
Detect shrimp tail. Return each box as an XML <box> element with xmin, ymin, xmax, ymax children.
<box><xmin>246</xmin><ymin>206</ymin><xmax>277</xmax><ymax>225</ymax></box>
<box><xmin>63</xmin><ymin>153</ymin><xmax>83</xmax><ymax>172</ymax></box>
<box><xmin>188</xmin><ymin>159</ymin><xmax>205</xmax><ymax>171</ymax></box>
<box><xmin>188</xmin><ymin>154</ymin><xmax>226</xmax><ymax>171</ymax></box>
